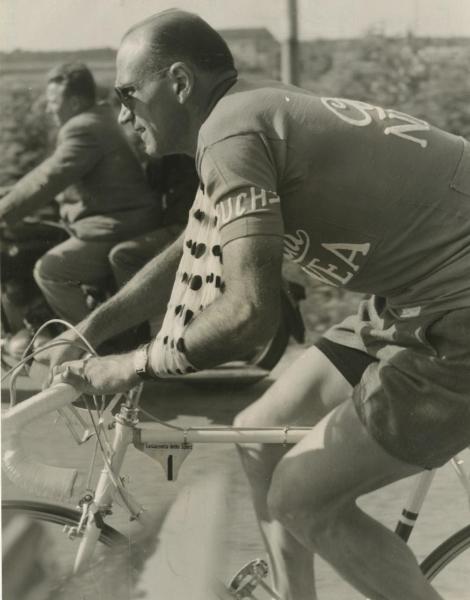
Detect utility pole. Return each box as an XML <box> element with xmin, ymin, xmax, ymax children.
<box><xmin>281</xmin><ymin>0</ymin><xmax>299</xmax><ymax>85</ymax></box>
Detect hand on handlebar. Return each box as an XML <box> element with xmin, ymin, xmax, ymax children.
<box><xmin>51</xmin><ymin>353</ymin><xmax>140</xmax><ymax>395</ymax></box>
<box><xmin>35</xmin><ymin>331</ymin><xmax>87</xmax><ymax>386</ymax></box>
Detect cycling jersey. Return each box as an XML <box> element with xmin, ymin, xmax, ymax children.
<box><xmin>196</xmin><ymin>78</ymin><xmax>470</xmax><ymax>315</ymax></box>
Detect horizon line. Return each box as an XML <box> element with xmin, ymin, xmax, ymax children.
<box><xmin>2</xmin><ymin>30</ymin><xmax>469</xmax><ymax>55</ymax></box>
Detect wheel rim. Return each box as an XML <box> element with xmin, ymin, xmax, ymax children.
<box><xmin>2</xmin><ymin>501</ymin><xmax>134</xmax><ymax>600</ymax></box>
<box><xmin>421</xmin><ymin>526</ymin><xmax>470</xmax><ymax>599</ymax></box>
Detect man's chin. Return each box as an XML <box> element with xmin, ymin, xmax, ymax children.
<box><xmin>144</xmin><ymin>142</ymin><xmax>167</xmax><ymax>158</ymax></box>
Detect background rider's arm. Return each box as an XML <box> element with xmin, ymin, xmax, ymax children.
<box><xmin>74</xmin><ymin>232</ymin><xmax>184</xmax><ymax>347</ymax></box>
<box><xmin>149</xmin><ymin>233</ymin><xmax>284</xmax><ymax>371</ymax></box>
<box><xmin>0</xmin><ymin>120</ymin><xmax>101</xmax><ymax>224</ymax></box>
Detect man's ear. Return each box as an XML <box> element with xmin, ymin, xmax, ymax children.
<box><xmin>168</xmin><ymin>62</ymin><xmax>193</xmax><ymax>104</ymax></box>
<box><xmin>69</xmin><ymin>96</ymin><xmax>83</xmax><ymax>113</ymax></box>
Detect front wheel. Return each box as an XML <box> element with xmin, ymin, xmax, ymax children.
<box><xmin>420</xmin><ymin>525</ymin><xmax>470</xmax><ymax>599</ymax></box>
<box><xmin>2</xmin><ymin>499</ymin><xmax>128</xmax><ymax>600</ymax></box>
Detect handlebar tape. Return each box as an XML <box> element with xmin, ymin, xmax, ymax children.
<box><xmin>2</xmin><ymin>384</ymin><xmax>84</xmax><ymax>501</ymax></box>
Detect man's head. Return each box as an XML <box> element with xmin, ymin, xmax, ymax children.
<box><xmin>46</xmin><ymin>63</ymin><xmax>96</xmax><ymax>126</ymax></box>
<box><xmin>115</xmin><ymin>10</ymin><xmax>236</xmax><ymax>157</ymax></box>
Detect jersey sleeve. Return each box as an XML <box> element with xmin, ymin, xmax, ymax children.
<box><xmin>198</xmin><ymin>133</ymin><xmax>284</xmax><ymax>247</ymax></box>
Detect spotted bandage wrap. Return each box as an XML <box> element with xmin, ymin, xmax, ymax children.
<box><xmin>150</xmin><ymin>187</ymin><xmax>224</xmax><ymax>377</ymax></box>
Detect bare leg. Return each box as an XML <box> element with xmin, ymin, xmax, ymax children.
<box><xmin>267</xmin><ymin>400</ymin><xmax>444</xmax><ymax>600</ymax></box>
<box><xmin>234</xmin><ymin>347</ymin><xmax>353</xmax><ymax>600</ymax></box>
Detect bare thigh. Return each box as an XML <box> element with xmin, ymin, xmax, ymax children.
<box><xmin>235</xmin><ymin>346</ymin><xmax>353</xmax><ymax>428</ymax></box>
<box><xmin>269</xmin><ymin>398</ymin><xmax>421</xmax><ymax>519</ymax></box>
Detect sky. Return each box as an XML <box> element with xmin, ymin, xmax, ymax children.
<box><xmin>1</xmin><ymin>0</ymin><xmax>469</xmax><ymax>51</ymax></box>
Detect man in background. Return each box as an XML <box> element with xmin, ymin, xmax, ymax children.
<box><xmin>0</xmin><ymin>62</ymin><xmax>158</xmax><ymax>324</ymax></box>
<box><xmin>109</xmin><ymin>154</ymin><xmax>198</xmax><ymax>288</ymax></box>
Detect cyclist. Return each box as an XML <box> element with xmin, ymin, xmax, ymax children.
<box><xmin>0</xmin><ymin>62</ymin><xmax>158</xmax><ymax>324</ymax></box>
<box><xmin>51</xmin><ymin>10</ymin><xmax>470</xmax><ymax>600</ymax></box>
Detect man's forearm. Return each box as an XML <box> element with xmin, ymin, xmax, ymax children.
<box><xmin>77</xmin><ymin>233</ymin><xmax>184</xmax><ymax>346</ymax></box>
<box><xmin>182</xmin><ymin>293</ymin><xmax>278</xmax><ymax>369</ymax></box>
<box><xmin>147</xmin><ymin>235</ymin><xmax>283</xmax><ymax>374</ymax></box>
<box><xmin>0</xmin><ymin>177</ymin><xmax>52</xmax><ymax>224</ymax></box>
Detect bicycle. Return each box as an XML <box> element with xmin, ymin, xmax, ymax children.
<box><xmin>2</xmin><ymin>378</ymin><xmax>470</xmax><ymax>599</ymax></box>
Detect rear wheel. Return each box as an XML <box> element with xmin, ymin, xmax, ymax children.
<box><xmin>2</xmin><ymin>500</ymin><xmax>132</xmax><ymax>600</ymax></box>
<box><xmin>420</xmin><ymin>525</ymin><xmax>470</xmax><ymax>599</ymax></box>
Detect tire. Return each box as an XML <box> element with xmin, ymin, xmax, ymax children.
<box><xmin>420</xmin><ymin>525</ymin><xmax>470</xmax><ymax>599</ymax></box>
<box><xmin>2</xmin><ymin>500</ymin><xmax>127</xmax><ymax>600</ymax></box>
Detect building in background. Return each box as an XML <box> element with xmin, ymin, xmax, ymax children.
<box><xmin>221</xmin><ymin>28</ymin><xmax>280</xmax><ymax>78</ymax></box>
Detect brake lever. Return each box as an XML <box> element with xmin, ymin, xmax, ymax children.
<box><xmin>56</xmin><ymin>405</ymin><xmax>95</xmax><ymax>444</ymax></box>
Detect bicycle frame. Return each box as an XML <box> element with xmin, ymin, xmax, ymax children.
<box><xmin>395</xmin><ymin>454</ymin><xmax>470</xmax><ymax>543</ymax></box>
<box><xmin>3</xmin><ymin>382</ymin><xmax>470</xmax><ymax>588</ymax></box>
<box><xmin>2</xmin><ymin>383</ymin><xmax>311</xmax><ymax>575</ymax></box>
<box><xmin>68</xmin><ymin>393</ymin><xmax>470</xmax><ymax>576</ymax></box>
<box><xmin>70</xmin><ymin>392</ymin><xmax>312</xmax><ymax>573</ymax></box>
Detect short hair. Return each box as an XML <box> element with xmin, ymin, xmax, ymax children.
<box><xmin>47</xmin><ymin>62</ymin><xmax>96</xmax><ymax>104</ymax></box>
<box><xmin>124</xmin><ymin>10</ymin><xmax>236</xmax><ymax>76</ymax></box>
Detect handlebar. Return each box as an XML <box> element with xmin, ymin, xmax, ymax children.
<box><xmin>2</xmin><ymin>383</ymin><xmax>83</xmax><ymax>501</ymax></box>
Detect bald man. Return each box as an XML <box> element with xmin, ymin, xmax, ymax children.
<box><xmin>51</xmin><ymin>10</ymin><xmax>470</xmax><ymax>600</ymax></box>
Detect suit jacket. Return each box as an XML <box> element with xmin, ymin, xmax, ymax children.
<box><xmin>0</xmin><ymin>103</ymin><xmax>159</xmax><ymax>241</ymax></box>
<box><xmin>146</xmin><ymin>154</ymin><xmax>199</xmax><ymax>227</ymax></box>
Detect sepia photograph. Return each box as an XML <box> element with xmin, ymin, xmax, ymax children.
<box><xmin>1</xmin><ymin>1</ymin><xmax>470</xmax><ymax>598</ymax></box>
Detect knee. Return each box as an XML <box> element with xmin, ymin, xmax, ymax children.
<box><xmin>233</xmin><ymin>407</ymin><xmax>262</xmax><ymax>457</ymax></box>
<box><xmin>33</xmin><ymin>257</ymin><xmax>43</xmax><ymax>284</ymax></box>
<box><xmin>233</xmin><ymin>406</ymin><xmax>256</xmax><ymax>429</ymax></box>
<box><xmin>33</xmin><ymin>252</ymin><xmax>55</xmax><ymax>284</ymax></box>
<box><xmin>108</xmin><ymin>241</ymin><xmax>132</xmax><ymax>270</ymax></box>
<box><xmin>233</xmin><ymin>404</ymin><xmax>268</xmax><ymax>453</ymax></box>
<box><xmin>233</xmin><ymin>406</ymin><xmax>275</xmax><ymax>475</ymax></box>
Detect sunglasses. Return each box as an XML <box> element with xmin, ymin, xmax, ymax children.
<box><xmin>114</xmin><ymin>83</ymin><xmax>138</xmax><ymax>109</ymax></box>
<box><xmin>114</xmin><ymin>68</ymin><xmax>169</xmax><ymax>110</ymax></box>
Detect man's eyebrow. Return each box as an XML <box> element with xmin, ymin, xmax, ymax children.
<box><xmin>115</xmin><ymin>81</ymin><xmax>134</xmax><ymax>88</ymax></box>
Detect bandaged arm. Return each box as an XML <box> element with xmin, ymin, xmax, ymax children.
<box><xmin>148</xmin><ymin>233</ymin><xmax>284</xmax><ymax>372</ymax></box>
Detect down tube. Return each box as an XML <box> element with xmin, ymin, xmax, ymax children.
<box><xmin>73</xmin><ymin>418</ymin><xmax>134</xmax><ymax>573</ymax></box>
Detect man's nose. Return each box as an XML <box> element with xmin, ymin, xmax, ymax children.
<box><xmin>118</xmin><ymin>104</ymin><xmax>134</xmax><ymax>125</ymax></box>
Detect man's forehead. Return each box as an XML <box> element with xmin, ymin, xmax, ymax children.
<box><xmin>115</xmin><ymin>36</ymin><xmax>149</xmax><ymax>85</ymax></box>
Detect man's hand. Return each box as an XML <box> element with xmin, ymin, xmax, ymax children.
<box><xmin>35</xmin><ymin>330</ymin><xmax>88</xmax><ymax>387</ymax></box>
<box><xmin>51</xmin><ymin>353</ymin><xmax>140</xmax><ymax>395</ymax></box>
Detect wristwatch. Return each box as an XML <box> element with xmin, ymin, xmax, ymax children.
<box><xmin>133</xmin><ymin>343</ymin><xmax>152</xmax><ymax>380</ymax></box>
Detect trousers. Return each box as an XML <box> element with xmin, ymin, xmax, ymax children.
<box><xmin>33</xmin><ymin>236</ymin><xmax>115</xmax><ymax>324</ymax></box>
